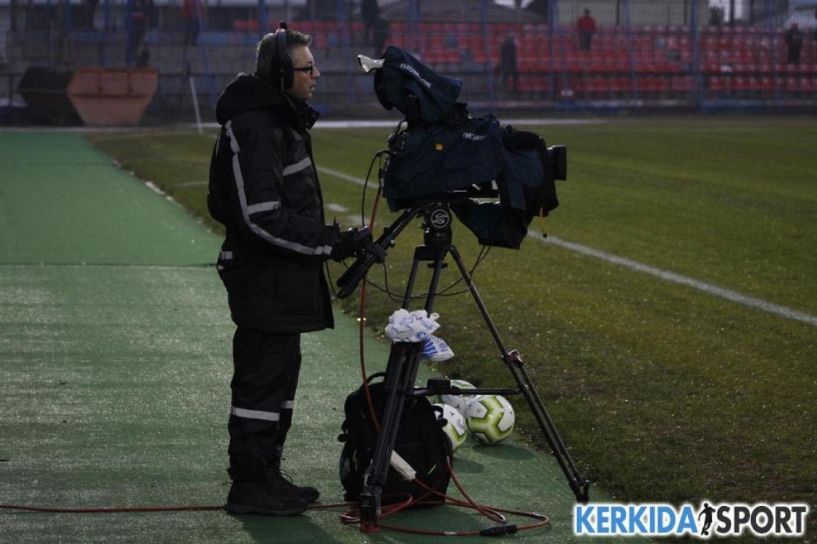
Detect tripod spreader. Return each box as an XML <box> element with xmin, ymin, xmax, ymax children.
<box><xmin>414</xmin><ymin>378</ymin><xmax>520</xmax><ymax>398</ymax></box>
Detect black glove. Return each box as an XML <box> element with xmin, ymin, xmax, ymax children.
<box><xmin>330</xmin><ymin>227</ymin><xmax>368</xmax><ymax>261</ymax></box>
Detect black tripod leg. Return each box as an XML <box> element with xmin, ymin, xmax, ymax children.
<box><xmin>448</xmin><ymin>246</ymin><xmax>590</xmax><ymax>502</ymax></box>
<box><xmin>505</xmin><ymin>350</ymin><xmax>590</xmax><ymax>502</ymax></box>
<box><xmin>359</xmin><ymin>245</ymin><xmax>435</xmax><ymax>531</ymax></box>
<box><xmin>359</xmin><ymin>342</ymin><xmax>424</xmax><ymax>531</ymax></box>
<box><xmin>359</xmin><ymin>242</ymin><xmax>454</xmax><ymax>530</ymax></box>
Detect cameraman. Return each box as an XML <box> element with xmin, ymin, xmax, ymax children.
<box><xmin>208</xmin><ymin>26</ymin><xmax>364</xmax><ymax>516</ymax></box>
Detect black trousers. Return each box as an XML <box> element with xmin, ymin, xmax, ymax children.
<box><xmin>228</xmin><ymin>327</ymin><xmax>301</xmax><ymax>480</ymax></box>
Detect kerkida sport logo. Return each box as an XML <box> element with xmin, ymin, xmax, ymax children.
<box><xmin>574</xmin><ymin>501</ymin><xmax>810</xmax><ymax>538</ymax></box>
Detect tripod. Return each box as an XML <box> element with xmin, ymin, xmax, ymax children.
<box><xmin>337</xmin><ymin>201</ymin><xmax>589</xmax><ymax>532</ymax></box>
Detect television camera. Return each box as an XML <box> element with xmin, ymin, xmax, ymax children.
<box><xmin>339</xmin><ymin>46</ymin><xmax>588</xmax><ymax>532</ymax></box>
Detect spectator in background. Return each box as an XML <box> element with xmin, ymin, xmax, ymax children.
<box><xmin>126</xmin><ymin>0</ymin><xmax>154</xmax><ymax>66</ymax></box>
<box><xmin>361</xmin><ymin>0</ymin><xmax>379</xmax><ymax>47</ymax></box>
<box><xmin>84</xmin><ymin>0</ymin><xmax>99</xmax><ymax>30</ymax></box>
<box><xmin>10</xmin><ymin>0</ymin><xmax>17</xmax><ymax>31</ymax></box>
<box><xmin>784</xmin><ymin>23</ymin><xmax>803</xmax><ymax>65</ymax></box>
<box><xmin>577</xmin><ymin>8</ymin><xmax>596</xmax><ymax>52</ymax></box>
<box><xmin>708</xmin><ymin>6</ymin><xmax>724</xmax><ymax>27</ymax></box>
<box><xmin>372</xmin><ymin>17</ymin><xmax>389</xmax><ymax>57</ymax></box>
<box><xmin>499</xmin><ymin>34</ymin><xmax>518</xmax><ymax>92</ymax></box>
<box><xmin>182</xmin><ymin>0</ymin><xmax>205</xmax><ymax>46</ymax></box>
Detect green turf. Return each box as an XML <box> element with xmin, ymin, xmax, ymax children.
<box><xmin>0</xmin><ymin>132</ymin><xmax>219</xmax><ymax>266</ymax></box>
<box><xmin>87</xmin><ymin>118</ymin><xmax>817</xmax><ymax>540</ymax></box>
<box><xmin>0</xmin><ymin>264</ymin><xmax>585</xmax><ymax>543</ymax></box>
<box><xmin>533</xmin><ymin>118</ymin><xmax>817</xmax><ymax>315</ymax></box>
<box><xmin>0</xmin><ymin>131</ymin><xmax>614</xmax><ymax>543</ymax></box>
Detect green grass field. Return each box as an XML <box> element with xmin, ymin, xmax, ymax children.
<box><xmin>89</xmin><ymin>117</ymin><xmax>817</xmax><ymax>534</ymax></box>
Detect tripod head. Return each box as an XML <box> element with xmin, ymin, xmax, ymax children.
<box><xmin>422</xmin><ymin>203</ymin><xmax>454</xmax><ymax>249</ymax></box>
<box><xmin>335</xmin><ymin>197</ymin><xmax>470</xmax><ymax>300</ymax></box>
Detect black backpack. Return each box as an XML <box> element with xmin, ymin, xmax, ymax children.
<box><xmin>338</xmin><ymin>375</ymin><xmax>452</xmax><ymax>505</ymax></box>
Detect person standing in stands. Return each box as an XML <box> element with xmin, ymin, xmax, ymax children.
<box><xmin>361</xmin><ymin>0</ymin><xmax>379</xmax><ymax>47</ymax></box>
<box><xmin>208</xmin><ymin>25</ymin><xmax>369</xmax><ymax>516</ymax></box>
<box><xmin>784</xmin><ymin>23</ymin><xmax>803</xmax><ymax>65</ymax></box>
<box><xmin>181</xmin><ymin>0</ymin><xmax>205</xmax><ymax>46</ymax></box>
<box><xmin>500</xmin><ymin>34</ymin><xmax>519</xmax><ymax>92</ymax></box>
<box><xmin>126</xmin><ymin>0</ymin><xmax>154</xmax><ymax>66</ymax></box>
<box><xmin>577</xmin><ymin>8</ymin><xmax>597</xmax><ymax>52</ymax></box>
<box><xmin>373</xmin><ymin>17</ymin><xmax>390</xmax><ymax>57</ymax></box>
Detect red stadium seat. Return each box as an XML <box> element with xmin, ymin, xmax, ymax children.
<box><xmin>732</xmin><ymin>76</ymin><xmax>750</xmax><ymax>95</ymax></box>
<box><xmin>608</xmin><ymin>77</ymin><xmax>629</xmax><ymax>95</ymax></box>
<box><xmin>671</xmin><ymin>75</ymin><xmax>693</xmax><ymax>93</ymax></box>
<box><xmin>708</xmin><ymin>76</ymin><xmax>727</xmax><ymax>95</ymax></box>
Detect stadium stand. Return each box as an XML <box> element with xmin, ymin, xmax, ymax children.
<box><xmin>1</xmin><ymin>1</ymin><xmax>815</xmax><ymax>119</ymax></box>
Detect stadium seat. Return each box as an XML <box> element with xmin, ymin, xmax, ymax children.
<box><xmin>609</xmin><ymin>77</ymin><xmax>630</xmax><ymax>95</ymax></box>
<box><xmin>518</xmin><ymin>76</ymin><xmax>548</xmax><ymax>93</ymax></box>
<box><xmin>671</xmin><ymin>75</ymin><xmax>693</xmax><ymax>93</ymax></box>
<box><xmin>708</xmin><ymin>75</ymin><xmax>727</xmax><ymax>96</ymax></box>
<box><xmin>732</xmin><ymin>76</ymin><xmax>750</xmax><ymax>96</ymax></box>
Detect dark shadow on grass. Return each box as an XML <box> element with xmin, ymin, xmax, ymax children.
<box><xmin>373</xmin><ymin>503</ymin><xmax>546</xmax><ymax>540</ymax></box>
<box><xmin>470</xmin><ymin>444</ymin><xmax>535</xmax><ymax>461</ymax></box>
<box><xmin>449</xmin><ymin>458</ymin><xmax>484</xmax><ymax>474</ymax></box>
<box><xmin>230</xmin><ymin>511</ymin><xmax>349</xmax><ymax>544</ymax></box>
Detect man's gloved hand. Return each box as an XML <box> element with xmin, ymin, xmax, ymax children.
<box><xmin>330</xmin><ymin>227</ymin><xmax>370</xmax><ymax>261</ymax></box>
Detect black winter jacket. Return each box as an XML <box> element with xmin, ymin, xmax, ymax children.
<box><xmin>208</xmin><ymin>74</ymin><xmax>337</xmax><ymax>333</ymax></box>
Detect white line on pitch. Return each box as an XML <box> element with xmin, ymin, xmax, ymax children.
<box><xmin>327</xmin><ymin>203</ymin><xmax>349</xmax><ymax>212</ymax></box>
<box><xmin>175</xmin><ymin>180</ymin><xmax>208</xmax><ymax>188</ymax></box>
<box><xmin>534</xmin><ymin>233</ymin><xmax>817</xmax><ymax>328</ymax></box>
<box><xmin>312</xmin><ymin>119</ymin><xmax>606</xmax><ymax>129</ymax></box>
<box><xmin>317</xmin><ymin>166</ymin><xmax>817</xmax><ymax>328</ymax></box>
<box><xmin>144</xmin><ymin>181</ymin><xmax>165</xmax><ymax>195</ymax></box>
<box><xmin>318</xmin><ymin>166</ymin><xmax>378</xmax><ymax>189</ymax></box>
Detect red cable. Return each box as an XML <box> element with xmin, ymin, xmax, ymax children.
<box><xmin>0</xmin><ymin>504</ymin><xmax>223</xmax><ymax>513</ymax></box>
<box><xmin>0</xmin><ymin>501</ymin><xmax>356</xmax><ymax>514</ymax></box>
<box><xmin>443</xmin><ymin>458</ymin><xmax>507</xmax><ymax>523</ymax></box>
<box><xmin>1</xmin><ymin>498</ymin><xmax>547</xmax><ymax>537</ymax></box>
<box><xmin>359</xmin><ymin>183</ymin><xmax>383</xmax><ymax>432</ymax></box>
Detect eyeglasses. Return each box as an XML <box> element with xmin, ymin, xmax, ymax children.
<box><xmin>292</xmin><ymin>64</ymin><xmax>317</xmax><ymax>76</ymax></box>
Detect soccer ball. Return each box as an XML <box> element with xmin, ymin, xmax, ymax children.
<box><xmin>464</xmin><ymin>395</ymin><xmax>515</xmax><ymax>444</ymax></box>
<box><xmin>440</xmin><ymin>379</ymin><xmax>476</xmax><ymax>414</ymax></box>
<box><xmin>433</xmin><ymin>403</ymin><xmax>468</xmax><ymax>452</ymax></box>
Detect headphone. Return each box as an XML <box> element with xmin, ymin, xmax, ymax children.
<box><xmin>271</xmin><ymin>21</ymin><xmax>293</xmax><ymax>90</ymax></box>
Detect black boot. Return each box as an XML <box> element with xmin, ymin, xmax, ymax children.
<box><xmin>225</xmin><ymin>468</ymin><xmax>308</xmax><ymax>516</ymax></box>
<box><xmin>266</xmin><ymin>470</ymin><xmax>320</xmax><ymax>504</ymax></box>
<box><xmin>224</xmin><ymin>480</ymin><xmax>308</xmax><ymax>516</ymax></box>
<box><xmin>266</xmin><ymin>462</ymin><xmax>321</xmax><ymax>504</ymax></box>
